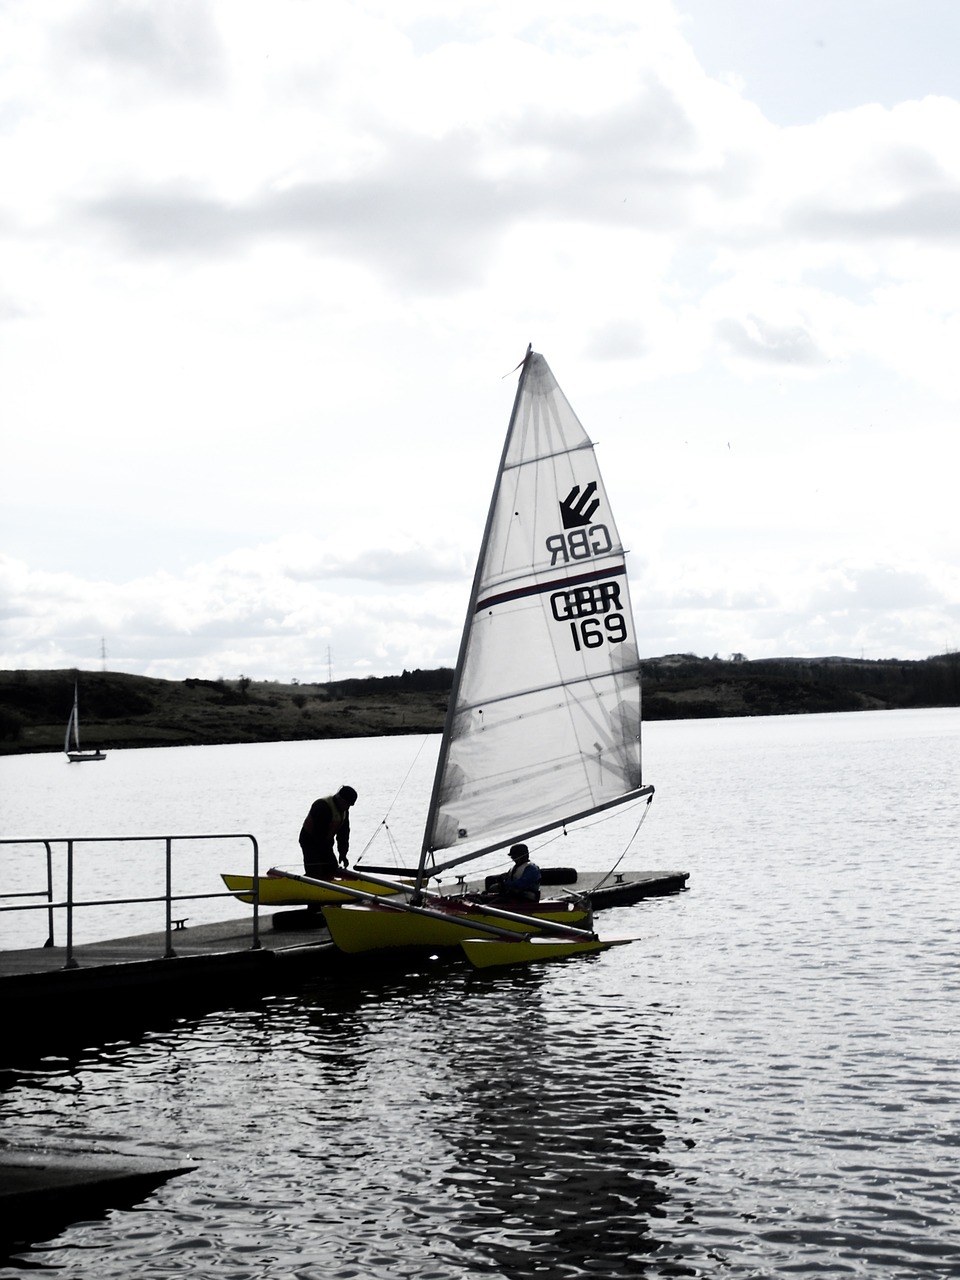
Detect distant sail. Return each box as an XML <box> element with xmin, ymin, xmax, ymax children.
<box><xmin>64</xmin><ymin>684</ymin><xmax>80</xmax><ymax>755</ymax></box>
<box><xmin>64</xmin><ymin>681</ymin><xmax>106</xmax><ymax>762</ymax></box>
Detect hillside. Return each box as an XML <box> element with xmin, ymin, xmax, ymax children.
<box><xmin>640</xmin><ymin>652</ymin><xmax>960</xmax><ymax>719</ymax></box>
<box><xmin>0</xmin><ymin>669</ymin><xmax>452</xmax><ymax>755</ymax></box>
<box><xmin>1</xmin><ymin>654</ymin><xmax>958</xmax><ymax>756</ymax></box>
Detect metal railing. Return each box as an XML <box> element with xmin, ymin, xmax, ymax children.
<box><xmin>0</xmin><ymin>833</ymin><xmax>261</xmax><ymax>969</ymax></box>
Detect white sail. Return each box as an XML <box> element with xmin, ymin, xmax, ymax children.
<box><xmin>64</xmin><ymin>681</ymin><xmax>106</xmax><ymax>760</ymax></box>
<box><xmin>423</xmin><ymin>351</ymin><xmax>647</xmax><ymax>869</ymax></box>
<box><xmin>65</xmin><ymin>684</ymin><xmax>80</xmax><ymax>755</ymax></box>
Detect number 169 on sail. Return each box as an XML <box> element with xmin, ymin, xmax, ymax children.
<box><xmin>565</xmin><ymin>613</ymin><xmax>629</xmax><ymax>650</ymax></box>
<box><xmin>550</xmin><ymin>581</ymin><xmax>630</xmax><ymax>649</ymax></box>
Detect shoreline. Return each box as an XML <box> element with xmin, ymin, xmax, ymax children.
<box><xmin>2</xmin><ymin>655</ymin><xmax>958</xmax><ymax>756</ymax></box>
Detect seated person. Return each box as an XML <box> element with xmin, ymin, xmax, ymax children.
<box><xmin>485</xmin><ymin>844</ymin><xmax>541</xmax><ymax>902</ymax></box>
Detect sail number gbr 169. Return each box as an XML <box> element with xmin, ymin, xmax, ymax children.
<box><xmin>550</xmin><ymin>579</ymin><xmax>628</xmax><ymax>651</ymax></box>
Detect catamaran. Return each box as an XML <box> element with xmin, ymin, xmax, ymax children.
<box><xmin>64</xmin><ymin>682</ymin><xmax>106</xmax><ymax>763</ymax></box>
<box><xmin>283</xmin><ymin>348</ymin><xmax>654</xmax><ymax>965</ymax></box>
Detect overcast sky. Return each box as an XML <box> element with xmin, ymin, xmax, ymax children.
<box><xmin>2</xmin><ymin>0</ymin><xmax>958</xmax><ymax>683</ymax></box>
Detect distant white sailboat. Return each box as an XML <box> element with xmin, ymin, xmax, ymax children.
<box><xmin>64</xmin><ymin>682</ymin><xmax>106</xmax><ymax>763</ymax></box>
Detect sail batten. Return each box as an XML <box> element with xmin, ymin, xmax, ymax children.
<box><xmin>501</xmin><ymin>438</ymin><xmax>595</xmax><ymax>470</ymax></box>
<box><xmin>420</xmin><ymin>350</ymin><xmax>646</xmax><ymax>866</ymax></box>
<box><xmin>451</xmin><ymin>663</ymin><xmax>640</xmax><ymax>719</ymax></box>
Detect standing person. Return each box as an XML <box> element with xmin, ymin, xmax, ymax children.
<box><xmin>299</xmin><ymin>785</ymin><xmax>357</xmax><ymax>878</ymax></box>
<box><xmin>486</xmin><ymin>843</ymin><xmax>541</xmax><ymax>902</ymax></box>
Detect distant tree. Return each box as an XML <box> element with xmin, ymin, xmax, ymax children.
<box><xmin>238</xmin><ymin>674</ymin><xmax>251</xmax><ymax>701</ymax></box>
<box><xmin>0</xmin><ymin>707</ymin><xmax>23</xmax><ymax>740</ymax></box>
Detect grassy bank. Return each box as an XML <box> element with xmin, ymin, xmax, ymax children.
<box><xmin>0</xmin><ymin>670</ymin><xmax>451</xmax><ymax>755</ymax></box>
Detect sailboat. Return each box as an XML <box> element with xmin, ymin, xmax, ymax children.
<box><xmin>64</xmin><ymin>682</ymin><xmax>106</xmax><ymax>763</ymax></box>
<box><xmin>297</xmin><ymin>348</ymin><xmax>654</xmax><ymax>965</ymax></box>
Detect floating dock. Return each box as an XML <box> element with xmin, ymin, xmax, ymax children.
<box><xmin>1</xmin><ymin>868</ymin><xmax>687</xmax><ymax>1034</ymax></box>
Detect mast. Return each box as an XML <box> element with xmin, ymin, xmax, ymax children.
<box><xmin>415</xmin><ymin>345</ymin><xmax>533</xmax><ymax>897</ymax></box>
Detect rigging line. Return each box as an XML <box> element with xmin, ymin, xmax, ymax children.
<box><xmin>384</xmin><ymin>733</ymin><xmax>432</xmax><ymax>822</ymax></box>
<box><xmin>536</xmin><ymin>789</ymin><xmax>647</xmax><ymax>842</ymax></box>
<box><xmin>524</xmin><ymin>793</ymin><xmax>650</xmax><ymax>865</ymax></box>
<box><xmin>463</xmin><ymin>788</ymin><xmax>651</xmax><ymax>871</ymax></box>
<box><xmin>356</xmin><ymin>812</ymin><xmax>417</xmax><ymax>865</ymax></box>
<box><xmin>356</xmin><ymin>820</ymin><xmax>401</xmax><ymax>862</ymax></box>
<box><xmin>356</xmin><ymin>734</ymin><xmax>434</xmax><ymax>862</ymax></box>
<box><xmin>591</xmin><ymin>794</ymin><xmax>654</xmax><ymax>891</ymax></box>
<box><xmin>356</xmin><ymin>828</ymin><xmax>382</xmax><ymax>860</ymax></box>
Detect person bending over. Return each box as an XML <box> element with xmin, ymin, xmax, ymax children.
<box><xmin>299</xmin><ymin>784</ymin><xmax>357</xmax><ymax>878</ymax></box>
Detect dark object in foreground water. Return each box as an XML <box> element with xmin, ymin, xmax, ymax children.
<box><xmin>0</xmin><ymin>1146</ymin><xmax>194</xmax><ymax>1260</ymax></box>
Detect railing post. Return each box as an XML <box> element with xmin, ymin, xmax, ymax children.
<box><xmin>164</xmin><ymin>837</ymin><xmax>175</xmax><ymax>958</ymax></box>
<box><xmin>64</xmin><ymin>839</ymin><xmax>78</xmax><ymax>969</ymax></box>
<box><xmin>44</xmin><ymin>840</ymin><xmax>55</xmax><ymax>948</ymax></box>
<box><xmin>250</xmin><ymin>836</ymin><xmax>261</xmax><ymax>949</ymax></box>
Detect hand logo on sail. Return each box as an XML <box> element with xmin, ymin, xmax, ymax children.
<box><xmin>560</xmin><ymin>482</ymin><xmax>600</xmax><ymax>529</ymax></box>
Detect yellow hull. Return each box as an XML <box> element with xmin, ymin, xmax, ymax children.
<box><xmin>321</xmin><ymin>898</ymin><xmax>591</xmax><ymax>953</ymax></box>
<box><xmin>461</xmin><ymin>935</ymin><xmax>635</xmax><ymax>968</ymax></box>
<box><xmin>221</xmin><ymin>872</ymin><xmax>404</xmax><ymax>906</ymax></box>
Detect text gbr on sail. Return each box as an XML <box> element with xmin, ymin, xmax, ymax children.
<box><xmin>544</xmin><ymin>481</ymin><xmax>630</xmax><ymax>651</ymax></box>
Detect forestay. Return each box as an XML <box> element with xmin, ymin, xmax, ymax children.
<box><xmin>423</xmin><ymin>351</ymin><xmax>648</xmax><ymax>869</ymax></box>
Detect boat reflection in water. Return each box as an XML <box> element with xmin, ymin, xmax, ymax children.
<box><xmin>436</xmin><ymin>974</ymin><xmax>676</xmax><ymax>1276</ymax></box>
<box><xmin>296</xmin><ymin>953</ymin><xmax>681</xmax><ymax>1278</ymax></box>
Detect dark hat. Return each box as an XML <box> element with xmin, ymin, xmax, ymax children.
<box><xmin>338</xmin><ymin>785</ymin><xmax>358</xmax><ymax>804</ymax></box>
<box><xmin>508</xmin><ymin>843</ymin><xmax>528</xmax><ymax>860</ymax></box>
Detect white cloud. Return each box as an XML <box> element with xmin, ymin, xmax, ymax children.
<box><xmin>0</xmin><ymin>535</ymin><xmax>471</xmax><ymax>680</ymax></box>
<box><xmin>58</xmin><ymin>0</ymin><xmax>225</xmax><ymax>93</ymax></box>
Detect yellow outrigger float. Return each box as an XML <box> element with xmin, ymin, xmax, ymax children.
<box><xmin>287</xmin><ymin>350</ymin><xmax>656</xmax><ymax>969</ymax></box>
<box><xmin>221</xmin><ymin>871</ymin><xmax>405</xmax><ymax>906</ymax></box>
<box><xmin>460</xmin><ymin>935</ymin><xmax>635</xmax><ymax>969</ymax></box>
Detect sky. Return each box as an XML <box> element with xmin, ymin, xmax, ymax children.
<box><xmin>2</xmin><ymin>0</ymin><xmax>959</xmax><ymax>683</ymax></box>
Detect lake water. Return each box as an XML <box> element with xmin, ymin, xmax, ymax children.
<box><xmin>1</xmin><ymin>708</ymin><xmax>958</xmax><ymax>1278</ymax></box>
